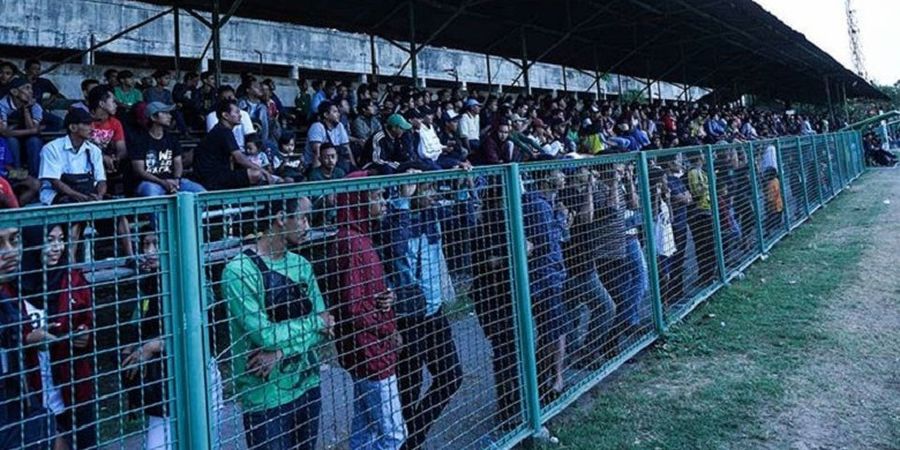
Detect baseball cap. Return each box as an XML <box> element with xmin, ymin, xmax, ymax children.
<box><xmin>64</xmin><ymin>108</ymin><xmax>94</xmax><ymax>127</ymax></box>
<box><xmin>146</xmin><ymin>101</ymin><xmax>176</xmax><ymax>117</ymax></box>
<box><xmin>386</xmin><ymin>113</ymin><xmax>412</xmax><ymax>131</ymax></box>
<box><xmin>465</xmin><ymin>98</ymin><xmax>481</xmax><ymax>108</ymax></box>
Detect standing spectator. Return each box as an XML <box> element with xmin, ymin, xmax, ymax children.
<box><xmin>38</xmin><ymin>109</ymin><xmax>105</xmax><ymax>205</ymax></box>
<box><xmin>222</xmin><ymin>198</ymin><xmax>334</xmax><ymax>450</ymax></box>
<box><xmin>143</xmin><ymin>70</ymin><xmax>174</xmax><ymax>105</ymax></box>
<box><xmin>686</xmin><ymin>152</ymin><xmax>716</xmax><ymax>286</ymax></box>
<box><xmin>662</xmin><ymin>155</ymin><xmax>692</xmax><ymax>302</ymax></box>
<box><xmin>329</xmin><ymin>173</ymin><xmax>406</xmax><ymax>450</ymax></box>
<box><xmin>458</xmin><ymin>98</ymin><xmax>481</xmax><ymax>154</ymax></box>
<box><xmin>0</xmin><ymin>78</ymin><xmax>43</xmax><ymax>176</ymax></box>
<box><xmin>130</xmin><ymin>102</ymin><xmax>205</xmax><ymax>197</ymax></box>
<box><xmin>23</xmin><ymin>60</ymin><xmax>63</xmax><ymax>131</ymax></box>
<box><xmin>383</xmin><ymin>181</ymin><xmax>462</xmax><ymax>450</ymax></box>
<box><xmin>0</xmin><ymin>61</ymin><xmax>17</xmax><ymax>98</ymax></box>
<box><xmin>21</xmin><ymin>224</ymin><xmax>96</xmax><ymax>450</ymax></box>
<box><xmin>195</xmin><ymin>100</ymin><xmax>273</xmax><ymax>190</ymax></box>
<box><xmin>0</xmin><ymin>226</ymin><xmax>53</xmax><ymax>450</ymax></box>
<box><xmin>304</xmin><ymin>101</ymin><xmax>354</xmax><ymax>172</ymax></box>
<box><xmin>114</xmin><ymin>70</ymin><xmax>143</xmax><ymax>109</ymax></box>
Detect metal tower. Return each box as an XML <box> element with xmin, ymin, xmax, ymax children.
<box><xmin>845</xmin><ymin>0</ymin><xmax>869</xmax><ymax>81</ymax></box>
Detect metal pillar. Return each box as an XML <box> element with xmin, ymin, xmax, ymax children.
<box><xmin>409</xmin><ymin>1</ymin><xmax>418</xmax><ymax>87</ymax></box>
<box><xmin>561</xmin><ymin>66</ymin><xmax>567</xmax><ymax>93</ymax></box>
<box><xmin>638</xmin><ymin>152</ymin><xmax>667</xmax><ymax>335</ymax></box>
<box><xmin>369</xmin><ymin>35</ymin><xmax>378</xmax><ymax>82</ymax></box>
<box><xmin>520</xmin><ymin>29</ymin><xmax>530</xmax><ymax>93</ymax></box>
<box><xmin>486</xmin><ymin>54</ymin><xmax>492</xmax><ymax>92</ymax></box>
<box><xmin>211</xmin><ymin>0</ymin><xmax>222</xmax><ymax>87</ymax></box>
<box><xmin>173</xmin><ymin>6</ymin><xmax>181</xmax><ymax>79</ymax></box>
<box><xmin>824</xmin><ymin>76</ymin><xmax>835</xmax><ymax>127</ymax></box>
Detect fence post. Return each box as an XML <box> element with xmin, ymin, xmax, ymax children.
<box><xmin>175</xmin><ymin>192</ymin><xmax>212</xmax><ymax>450</ymax></box>
<box><xmin>775</xmin><ymin>139</ymin><xmax>792</xmax><ymax>233</ymax></box>
<box><xmin>503</xmin><ymin>163</ymin><xmax>543</xmax><ymax>436</ymax></box>
<box><xmin>825</xmin><ymin>135</ymin><xmax>837</xmax><ymax>200</ymax></box>
<box><xmin>637</xmin><ymin>152</ymin><xmax>666</xmax><ymax>335</ymax></box>
<box><xmin>855</xmin><ymin>130</ymin><xmax>865</xmax><ymax>176</ymax></box>
<box><xmin>161</xmin><ymin>199</ymin><xmax>189</xmax><ymax>449</ymax></box>
<box><xmin>746</xmin><ymin>142</ymin><xmax>766</xmax><ymax>254</ymax></box>
<box><xmin>796</xmin><ymin>136</ymin><xmax>811</xmax><ymax>217</ymax></box>
<box><xmin>704</xmin><ymin>145</ymin><xmax>728</xmax><ymax>283</ymax></box>
<box><xmin>810</xmin><ymin>135</ymin><xmax>824</xmax><ymax>207</ymax></box>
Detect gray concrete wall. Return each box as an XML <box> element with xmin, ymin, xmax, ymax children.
<box><xmin>0</xmin><ymin>0</ymin><xmax>707</xmax><ymax>104</ymax></box>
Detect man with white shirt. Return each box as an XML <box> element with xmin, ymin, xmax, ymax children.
<box><xmin>458</xmin><ymin>98</ymin><xmax>482</xmax><ymax>154</ymax></box>
<box><xmin>39</xmin><ymin>109</ymin><xmax>106</xmax><ymax>205</ymax></box>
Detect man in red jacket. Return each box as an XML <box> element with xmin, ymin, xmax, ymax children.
<box><xmin>330</xmin><ymin>171</ymin><xmax>406</xmax><ymax>450</ymax></box>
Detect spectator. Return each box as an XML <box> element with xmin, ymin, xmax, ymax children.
<box><xmin>70</xmin><ymin>79</ymin><xmax>99</xmax><ymax>112</ymax></box>
<box><xmin>309</xmin><ymin>80</ymin><xmax>326</xmax><ymax>118</ymax></box>
<box><xmin>222</xmin><ymin>197</ymin><xmax>334</xmax><ymax>450</ymax></box>
<box><xmin>458</xmin><ymin>98</ymin><xmax>481</xmax><ymax>154</ymax></box>
<box><xmin>0</xmin><ymin>138</ymin><xmax>39</xmax><ymax>207</ymax></box>
<box><xmin>114</xmin><ymin>70</ymin><xmax>143</xmax><ymax>109</ymax></box>
<box><xmin>194</xmin><ymin>100</ymin><xmax>274</xmax><ymax>190</ymax></box>
<box><xmin>23</xmin><ymin>59</ymin><xmax>64</xmax><ymax>130</ymax></box>
<box><xmin>0</xmin><ymin>77</ymin><xmax>43</xmax><ymax>176</ymax></box>
<box><xmin>144</xmin><ymin>69</ymin><xmax>174</xmax><ymax>105</ymax></box>
<box><xmin>367</xmin><ymin>114</ymin><xmax>416</xmax><ymax>174</ymax></box>
<box><xmin>304</xmin><ymin>101</ymin><xmax>354</xmax><ymax>172</ymax></box>
<box><xmin>307</xmin><ymin>143</ymin><xmax>346</xmax><ymax>182</ymax></box>
<box><xmin>103</xmin><ymin>68</ymin><xmax>119</xmax><ymax>89</ymax></box>
<box><xmin>329</xmin><ymin>173</ymin><xmax>406</xmax><ymax>450</ymax></box>
<box><xmin>686</xmin><ymin>152</ymin><xmax>716</xmax><ymax>285</ymax></box>
<box><xmin>350</xmin><ymin>98</ymin><xmax>382</xmax><ymax>146</ymax></box>
<box><xmin>662</xmin><ymin>154</ymin><xmax>692</xmax><ymax>302</ymax></box>
<box><xmin>272</xmin><ymin>132</ymin><xmax>305</xmax><ymax>183</ymax></box>
<box><xmin>294</xmin><ymin>78</ymin><xmax>311</xmax><ymax>126</ymax></box>
<box><xmin>87</xmin><ymin>85</ymin><xmax>127</xmax><ymax>186</ymax></box>
<box><xmin>173</xmin><ymin>71</ymin><xmax>203</xmax><ymax>130</ymax></box>
<box><xmin>21</xmin><ymin>224</ymin><xmax>96</xmax><ymax>450</ymax></box>
<box><xmin>763</xmin><ymin>167</ymin><xmax>784</xmax><ymax>236</ymax></box>
<box><xmin>198</xmin><ymin>71</ymin><xmax>217</xmax><ymax>115</ymax></box>
<box><xmin>477</xmin><ymin>120</ymin><xmax>518</xmax><ymax>165</ymax></box>
<box><xmin>0</xmin><ymin>61</ymin><xmax>17</xmax><ymax>98</ymax></box>
<box><xmin>238</xmin><ymin>78</ymin><xmax>273</xmax><ymax>147</ymax></box>
<box><xmin>130</xmin><ymin>102</ymin><xmax>205</xmax><ymax>197</ymax></box>
<box><xmin>205</xmin><ymin>85</ymin><xmax>255</xmax><ymax>152</ymax></box>
<box><xmin>38</xmin><ymin>108</ymin><xmax>106</xmax><ymax>205</ymax></box>
<box><xmin>0</xmin><ymin>226</ymin><xmax>53</xmax><ymax>450</ymax></box>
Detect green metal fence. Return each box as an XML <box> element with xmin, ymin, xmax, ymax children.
<box><xmin>0</xmin><ymin>130</ymin><xmax>864</xmax><ymax>450</ymax></box>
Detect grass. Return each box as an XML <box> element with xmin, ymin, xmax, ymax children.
<box><xmin>540</xmin><ymin>179</ymin><xmax>888</xmax><ymax>449</ymax></box>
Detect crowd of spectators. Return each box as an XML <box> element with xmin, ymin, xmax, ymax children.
<box><xmin>0</xmin><ymin>58</ymin><xmax>863</xmax><ymax>450</ymax></box>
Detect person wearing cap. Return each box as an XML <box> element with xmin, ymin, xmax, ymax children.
<box><xmin>365</xmin><ymin>113</ymin><xmax>416</xmax><ymax>175</ymax></box>
<box><xmin>113</xmin><ymin>70</ymin><xmax>142</xmax><ymax>108</ymax></box>
<box><xmin>436</xmin><ymin>110</ymin><xmax>472</xmax><ymax>169</ymax></box>
<box><xmin>458</xmin><ymin>98</ymin><xmax>482</xmax><ymax>154</ymax></box>
<box><xmin>304</xmin><ymin>100</ymin><xmax>354</xmax><ymax>172</ymax></box>
<box><xmin>130</xmin><ymin>102</ymin><xmax>206</xmax><ymax>197</ymax></box>
<box><xmin>0</xmin><ymin>77</ymin><xmax>44</xmax><ymax>177</ymax></box>
<box><xmin>143</xmin><ymin>69</ymin><xmax>174</xmax><ymax>106</ymax></box>
<box><xmin>38</xmin><ymin>108</ymin><xmax>106</xmax><ymax>205</ymax></box>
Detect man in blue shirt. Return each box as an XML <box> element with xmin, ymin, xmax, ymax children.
<box><xmin>304</xmin><ymin>101</ymin><xmax>354</xmax><ymax>172</ymax></box>
<box><xmin>663</xmin><ymin>155</ymin><xmax>692</xmax><ymax>303</ymax></box>
<box><xmin>0</xmin><ymin>78</ymin><xmax>43</xmax><ymax>177</ymax></box>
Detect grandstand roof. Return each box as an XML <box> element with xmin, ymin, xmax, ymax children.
<box><xmin>144</xmin><ymin>0</ymin><xmax>887</xmax><ymax>102</ymax></box>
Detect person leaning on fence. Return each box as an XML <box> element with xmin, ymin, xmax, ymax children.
<box><xmin>661</xmin><ymin>154</ymin><xmax>692</xmax><ymax>303</ymax></box>
<box><xmin>222</xmin><ymin>197</ymin><xmax>334</xmax><ymax>450</ymax></box>
<box><xmin>382</xmin><ymin>180</ymin><xmax>462</xmax><ymax>450</ymax></box>
<box><xmin>194</xmin><ymin>100</ymin><xmax>278</xmax><ymax>190</ymax></box>
<box><xmin>20</xmin><ymin>224</ymin><xmax>96</xmax><ymax>450</ymax></box>
<box><xmin>522</xmin><ymin>170</ymin><xmax>569</xmax><ymax>401</ymax></box>
<box><xmin>328</xmin><ymin>171</ymin><xmax>406</xmax><ymax>450</ymax></box>
<box><xmin>0</xmin><ymin>226</ymin><xmax>54</xmax><ymax>450</ymax></box>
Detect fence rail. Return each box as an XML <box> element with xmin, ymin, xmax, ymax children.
<box><xmin>0</xmin><ymin>130</ymin><xmax>864</xmax><ymax>450</ymax></box>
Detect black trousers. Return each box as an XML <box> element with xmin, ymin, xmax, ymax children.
<box><xmin>472</xmin><ymin>278</ymin><xmax>521</xmax><ymax>428</ymax></box>
<box><xmin>688</xmin><ymin>208</ymin><xmax>717</xmax><ymax>287</ymax></box>
<box><xmin>396</xmin><ymin>309</ymin><xmax>463</xmax><ymax>450</ymax></box>
<box><xmin>669</xmin><ymin>224</ymin><xmax>689</xmax><ymax>303</ymax></box>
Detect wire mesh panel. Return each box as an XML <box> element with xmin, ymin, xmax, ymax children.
<box><xmin>711</xmin><ymin>143</ymin><xmax>760</xmax><ymax>275</ymax></box>
<box><xmin>0</xmin><ymin>198</ymin><xmax>181</xmax><ymax>450</ymax></box>
<box><xmin>516</xmin><ymin>155</ymin><xmax>657</xmax><ymax>420</ymax></box>
<box><xmin>817</xmin><ymin>135</ymin><xmax>837</xmax><ymax>201</ymax></box>
<box><xmin>800</xmin><ymin>137</ymin><xmax>822</xmax><ymax>211</ymax></box>
<box><xmin>780</xmin><ymin>140</ymin><xmax>807</xmax><ymax>228</ymax></box>
<box><xmin>194</xmin><ymin>167</ymin><xmax>529</xmax><ymax>450</ymax></box>
<box><xmin>751</xmin><ymin>139</ymin><xmax>787</xmax><ymax>249</ymax></box>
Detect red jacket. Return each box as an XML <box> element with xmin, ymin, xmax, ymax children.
<box><xmin>330</xmin><ymin>172</ymin><xmax>398</xmax><ymax>381</ymax></box>
<box><xmin>22</xmin><ymin>269</ymin><xmax>95</xmax><ymax>407</ymax></box>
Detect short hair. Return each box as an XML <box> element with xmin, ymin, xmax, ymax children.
<box><xmin>216</xmin><ymin>99</ymin><xmax>237</xmax><ymax>119</ymax></box>
<box><xmin>24</xmin><ymin>59</ymin><xmax>40</xmax><ymax>70</ymax></box>
<box><xmin>151</xmin><ymin>69</ymin><xmax>170</xmax><ymax>79</ymax></box>
<box><xmin>183</xmin><ymin>71</ymin><xmax>199</xmax><ymax>83</ymax></box>
<box><xmin>117</xmin><ymin>70</ymin><xmax>134</xmax><ymax>80</ymax></box>
<box><xmin>320</xmin><ymin>142</ymin><xmax>337</xmax><ymax>154</ymax></box>
<box><xmin>259</xmin><ymin>198</ymin><xmax>308</xmax><ymax>232</ymax></box>
<box><xmin>1</xmin><ymin>61</ymin><xmax>17</xmax><ymax>72</ymax></box>
<box><xmin>278</xmin><ymin>131</ymin><xmax>295</xmax><ymax>147</ymax></box>
<box><xmin>317</xmin><ymin>100</ymin><xmax>335</xmax><ymax>117</ymax></box>
<box><xmin>103</xmin><ymin>68</ymin><xmax>118</xmax><ymax>80</ymax></box>
<box><xmin>357</xmin><ymin>98</ymin><xmax>373</xmax><ymax>113</ymax></box>
<box><xmin>87</xmin><ymin>85</ymin><xmax>114</xmax><ymax>111</ymax></box>
<box><xmin>80</xmin><ymin>79</ymin><xmax>99</xmax><ymax>92</ymax></box>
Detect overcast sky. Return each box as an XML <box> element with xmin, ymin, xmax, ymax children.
<box><xmin>753</xmin><ymin>0</ymin><xmax>899</xmax><ymax>86</ymax></box>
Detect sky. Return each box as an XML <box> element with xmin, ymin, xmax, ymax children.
<box><xmin>753</xmin><ymin>0</ymin><xmax>900</xmax><ymax>86</ymax></box>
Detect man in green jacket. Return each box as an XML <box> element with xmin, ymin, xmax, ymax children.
<box><xmin>222</xmin><ymin>197</ymin><xmax>334</xmax><ymax>450</ymax></box>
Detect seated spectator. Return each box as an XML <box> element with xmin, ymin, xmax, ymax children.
<box><xmin>435</xmin><ymin>110</ymin><xmax>470</xmax><ymax>169</ymax></box>
<box><xmin>21</xmin><ymin>223</ymin><xmax>96</xmax><ymax>450</ymax></box>
<box><xmin>194</xmin><ymin>100</ymin><xmax>275</xmax><ymax>190</ymax></box>
<box><xmin>0</xmin><ymin>61</ymin><xmax>16</xmax><ymax>98</ymax></box>
<box><xmin>39</xmin><ymin>108</ymin><xmax>106</xmax><ymax>205</ymax></box>
<box><xmin>243</xmin><ymin>133</ymin><xmax>279</xmax><ymax>182</ymax></box>
<box><xmin>130</xmin><ymin>102</ymin><xmax>205</xmax><ymax>197</ymax></box>
<box><xmin>477</xmin><ymin>120</ymin><xmax>519</xmax><ymax>165</ymax></box>
<box><xmin>272</xmin><ymin>132</ymin><xmax>305</xmax><ymax>183</ymax></box>
<box><xmin>23</xmin><ymin>59</ymin><xmax>63</xmax><ymax>131</ymax></box>
<box><xmin>222</xmin><ymin>197</ymin><xmax>334</xmax><ymax>450</ymax></box>
<box><xmin>328</xmin><ymin>174</ymin><xmax>406</xmax><ymax>450</ymax></box>
<box><xmin>307</xmin><ymin>143</ymin><xmax>346</xmax><ymax>182</ymax></box>
<box><xmin>198</xmin><ymin>71</ymin><xmax>217</xmax><ymax>115</ymax></box>
<box><xmin>304</xmin><ymin>101</ymin><xmax>354</xmax><ymax>172</ymax></box>
<box><xmin>350</xmin><ymin>98</ymin><xmax>383</xmax><ymax>148</ymax></box>
<box><xmin>238</xmin><ymin>78</ymin><xmax>274</xmax><ymax>149</ymax></box>
<box><xmin>114</xmin><ymin>70</ymin><xmax>143</xmax><ymax>109</ymax></box>
<box><xmin>173</xmin><ymin>71</ymin><xmax>203</xmax><ymax>130</ymax></box>
<box><xmin>0</xmin><ymin>226</ymin><xmax>53</xmax><ymax>450</ymax></box>
<box><xmin>366</xmin><ymin>114</ymin><xmax>417</xmax><ymax>174</ymax></box>
<box><xmin>458</xmin><ymin>98</ymin><xmax>481</xmax><ymax>154</ymax></box>
<box><xmin>205</xmin><ymin>85</ymin><xmax>255</xmax><ymax>153</ymax></box>
<box><xmin>0</xmin><ymin>77</ymin><xmax>43</xmax><ymax>177</ymax></box>
<box><xmin>87</xmin><ymin>85</ymin><xmax>128</xmax><ymax>191</ymax></box>
<box><xmin>143</xmin><ymin>69</ymin><xmax>174</xmax><ymax>105</ymax></box>
<box><xmin>70</xmin><ymin>79</ymin><xmax>99</xmax><ymax>112</ymax></box>
<box><xmin>0</xmin><ymin>138</ymin><xmax>39</xmax><ymax>207</ymax></box>
<box><xmin>103</xmin><ymin>68</ymin><xmax>119</xmax><ymax>89</ymax></box>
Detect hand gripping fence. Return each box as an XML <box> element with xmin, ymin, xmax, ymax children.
<box><xmin>0</xmin><ymin>130</ymin><xmax>864</xmax><ymax>450</ymax></box>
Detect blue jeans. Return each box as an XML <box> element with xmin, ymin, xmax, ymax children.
<box><xmin>564</xmin><ymin>271</ymin><xmax>616</xmax><ymax>353</ymax></box>
<box><xmin>624</xmin><ymin>237</ymin><xmax>649</xmax><ymax>327</ymax></box>
<box><xmin>242</xmin><ymin>386</ymin><xmax>321</xmax><ymax>450</ymax></box>
<box><xmin>350</xmin><ymin>376</ymin><xmax>406</xmax><ymax>450</ymax></box>
<box><xmin>135</xmin><ymin>179</ymin><xmax>206</xmax><ymax>197</ymax></box>
<box><xmin>3</xmin><ymin>136</ymin><xmax>43</xmax><ymax>177</ymax></box>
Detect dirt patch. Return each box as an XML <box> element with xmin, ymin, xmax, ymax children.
<box><xmin>754</xmin><ymin>175</ymin><xmax>900</xmax><ymax>450</ymax></box>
